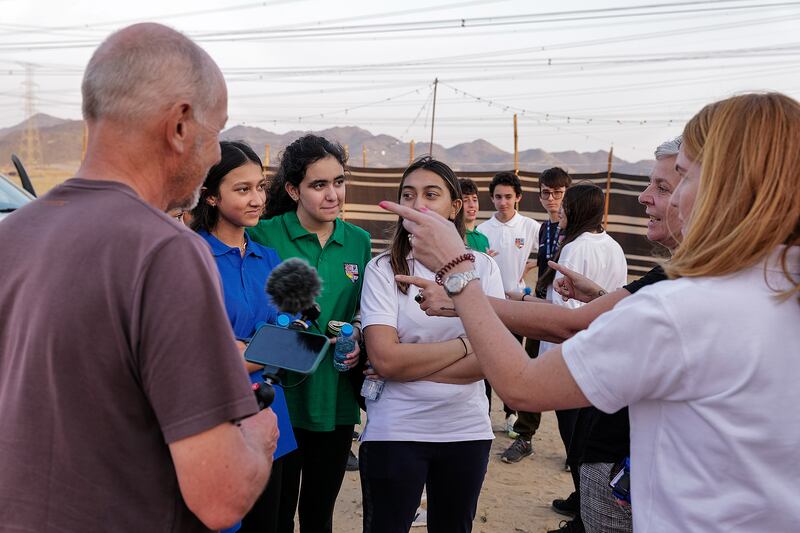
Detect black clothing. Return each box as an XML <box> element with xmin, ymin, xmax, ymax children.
<box><xmin>579</xmin><ymin>265</ymin><xmax>669</xmax><ymax>464</ymax></box>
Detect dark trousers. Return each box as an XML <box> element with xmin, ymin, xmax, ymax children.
<box><xmin>510</xmin><ymin>336</ymin><xmax>542</xmax><ymax>439</ymax></box>
<box><xmin>277</xmin><ymin>425</ymin><xmax>354</xmax><ymax>533</ymax></box>
<box><xmin>360</xmin><ymin>440</ymin><xmax>492</xmax><ymax>533</ymax></box>
<box><xmin>239</xmin><ymin>456</ymin><xmax>285</xmax><ymax>533</ymax></box>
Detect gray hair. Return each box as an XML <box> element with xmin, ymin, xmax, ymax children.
<box><xmin>82</xmin><ymin>23</ymin><xmax>221</xmax><ymax>124</ymax></box>
<box><xmin>654</xmin><ymin>135</ymin><xmax>682</xmax><ymax>160</ymax></box>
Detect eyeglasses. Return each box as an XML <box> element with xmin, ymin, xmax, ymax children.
<box><xmin>539</xmin><ymin>189</ymin><xmax>565</xmax><ymax>200</ymax></box>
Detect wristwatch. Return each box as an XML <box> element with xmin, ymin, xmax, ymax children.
<box><xmin>443</xmin><ymin>270</ymin><xmax>480</xmax><ymax>297</ymax></box>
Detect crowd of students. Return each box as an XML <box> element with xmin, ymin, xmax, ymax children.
<box><xmin>178</xmin><ymin>88</ymin><xmax>800</xmax><ymax>532</ymax></box>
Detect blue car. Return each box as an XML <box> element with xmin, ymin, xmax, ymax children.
<box><xmin>0</xmin><ymin>172</ymin><xmax>34</xmax><ymax>223</ymax></box>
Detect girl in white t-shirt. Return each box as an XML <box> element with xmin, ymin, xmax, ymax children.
<box><xmin>533</xmin><ymin>183</ymin><xmax>627</xmax><ymax>498</ymax></box>
<box><xmin>359</xmin><ymin>157</ymin><xmax>505</xmax><ymax>533</ymax></box>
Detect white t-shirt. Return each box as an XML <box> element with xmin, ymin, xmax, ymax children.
<box><xmin>477</xmin><ymin>212</ymin><xmax>540</xmax><ymax>292</ymax></box>
<box><xmin>562</xmin><ymin>246</ymin><xmax>800</xmax><ymax>532</ymax></box>
<box><xmin>360</xmin><ymin>251</ymin><xmax>505</xmax><ymax>442</ymax></box>
<box><xmin>540</xmin><ymin>231</ymin><xmax>628</xmax><ymax>354</ymax></box>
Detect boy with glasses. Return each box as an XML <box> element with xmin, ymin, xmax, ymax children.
<box><xmin>536</xmin><ymin>167</ymin><xmax>572</xmax><ymax>291</ymax></box>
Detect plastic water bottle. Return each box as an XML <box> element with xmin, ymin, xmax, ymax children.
<box><xmin>360</xmin><ymin>362</ymin><xmax>385</xmax><ymax>401</ymax></box>
<box><xmin>332</xmin><ymin>323</ymin><xmax>355</xmax><ymax>372</ymax></box>
<box><xmin>276</xmin><ymin>314</ymin><xmax>291</xmax><ymax>328</ymax></box>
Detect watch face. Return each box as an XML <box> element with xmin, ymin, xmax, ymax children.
<box><xmin>444</xmin><ymin>275</ymin><xmax>463</xmax><ymax>294</ymax></box>
<box><xmin>444</xmin><ymin>271</ymin><xmax>477</xmax><ymax>295</ymax></box>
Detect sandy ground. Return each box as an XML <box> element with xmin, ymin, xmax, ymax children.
<box><xmin>328</xmin><ymin>395</ymin><xmax>574</xmax><ymax>533</ymax></box>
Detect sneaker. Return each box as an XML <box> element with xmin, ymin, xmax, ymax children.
<box><xmin>505</xmin><ymin>413</ymin><xmax>519</xmax><ymax>439</ymax></box>
<box><xmin>346</xmin><ymin>450</ymin><xmax>359</xmax><ymax>472</ymax></box>
<box><xmin>551</xmin><ymin>491</ymin><xmax>579</xmax><ymax>517</ymax></box>
<box><xmin>547</xmin><ymin>519</ymin><xmax>585</xmax><ymax>533</ymax></box>
<box><xmin>500</xmin><ymin>437</ymin><xmax>532</xmax><ymax>463</ymax></box>
<box><xmin>411</xmin><ymin>508</ymin><xmax>427</xmax><ymax>527</ymax></box>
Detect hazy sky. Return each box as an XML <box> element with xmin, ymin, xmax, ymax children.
<box><xmin>1</xmin><ymin>0</ymin><xmax>799</xmax><ymax>161</ymax></box>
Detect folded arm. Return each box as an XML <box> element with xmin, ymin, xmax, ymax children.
<box><xmin>364</xmin><ymin>324</ymin><xmax>470</xmax><ymax>381</ymax></box>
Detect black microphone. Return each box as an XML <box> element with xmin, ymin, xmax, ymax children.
<box><xmin>266</xmin><ymin>258</ymin><xmax>323</xmax><ymax>328</ymax></box>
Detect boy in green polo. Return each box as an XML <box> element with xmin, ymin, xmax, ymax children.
<box><xmin>459</xmin><ymin>178</ymin><xmax>495</xmax><ymax>255</ymax></box>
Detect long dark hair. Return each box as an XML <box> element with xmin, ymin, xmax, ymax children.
<box><xmin>190</xmin><ymin>140</ymin><xmax>262</xmax><ymax>232</ymax></box>
<box><xmin>264</xmin><ymin>134</ymin><xmax>348</xmax><ymax>219</ymax></box>
<box><xmin>536</xmin><ymin>182</ymin><xmax>605</xmax><ymax>295</ymax></box>
<box><xmin>389</xmin><ymin>156</ymin><xmax>465</xmax><ymax>294</ymax></box>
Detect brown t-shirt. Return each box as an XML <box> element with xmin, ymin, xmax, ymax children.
<box><xmin>0</xmin><ymin>179</ymin><xmax>258</xmax><ymax>532</ymax></box>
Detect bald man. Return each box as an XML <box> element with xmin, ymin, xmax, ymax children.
<box><xmin>0</xmin><ymin>24</ymin><xmax>277</xmax><ymax>532</ymax></box>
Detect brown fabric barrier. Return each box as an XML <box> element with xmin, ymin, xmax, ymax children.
<box><xmin>265</xmin><ymin>166</ymin><xmax>664</xmax><ymax>279</ymax></box>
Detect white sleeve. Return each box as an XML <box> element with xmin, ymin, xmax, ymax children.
<box><xmin>552</xmin><ymin>242</ymin><xmax>585</xmax><ymax>310</ymax></box>
<box><xmin>476</xmin><ymin>221</ymin><xmax>495</xmax><ymax>248</ymax></box>
<box><xmin>360</xmin><ymin>257</ymin><xmax>399</xmax><ymax>329</ymax></box>
<box><xmin>479</xmin><ymin>254</ymin><xmax>505</xmax><ymax>299</ymax></box>
<box><xmin>529</xmin><ymin>218</ymin><xmax>541</xmax><ymax>250</ymax></box>
<box><xmin>561</xmin><ymin>286</ymin><xmax>690</xmax><ymax>414</ymax></box>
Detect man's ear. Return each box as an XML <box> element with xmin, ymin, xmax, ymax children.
<box><xmin>165</xmin><ymin>102</ymin><xmax>192</xmax><ymax>155</ymax></box>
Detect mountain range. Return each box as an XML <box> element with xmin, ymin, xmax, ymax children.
<box><xmin>0</xmin><ymin>113</ymin><xmax>655</xmax><ymax>174</ymax></box>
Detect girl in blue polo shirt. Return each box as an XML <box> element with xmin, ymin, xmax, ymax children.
<box><xmin>190</xmin><ymin>140</ymin><xmax>296</xmax><ymax>533</ymax></box>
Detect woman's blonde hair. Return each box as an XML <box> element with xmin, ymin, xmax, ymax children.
<box><xmin>667</xmin><ymin>92</ymin><xmax>800</xmax><ymax>301</ymax></box>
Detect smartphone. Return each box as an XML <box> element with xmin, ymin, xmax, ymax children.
<box><xmin>244</xmin><ymin>324</ymin><xmax>330</xmax><ymax>374</ymax></box>
<box><xmin>609</xmin><ymin>458</ymin><xmax>631</xmax><ymax>504</ymax></box>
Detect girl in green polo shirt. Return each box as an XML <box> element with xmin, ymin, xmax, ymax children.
<box><xmin>249</xmin><ymin>134</ymin><xmax>371</xmax><ymax>533</ymax></box>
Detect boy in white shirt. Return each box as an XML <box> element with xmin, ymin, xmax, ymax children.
<box><xmin>477</xmin><ymin>172</ymin><xmax>541</xmax><ymax>449</ymax></box>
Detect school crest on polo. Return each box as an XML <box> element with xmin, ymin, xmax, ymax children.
<box><xmin>344</xmin><ymin>263</ymin><xmax>360</xmax><ymax>282</ymax></box>
<box><xmin>514</xmin><ymin>238</ymin><xmax>525</xmax><ymax>249</ymax></box>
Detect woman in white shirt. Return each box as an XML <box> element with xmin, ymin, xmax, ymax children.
<box><xmin>379</xmin><ymin>92</ymin><xmax>800</xmax><ymax>533</ymax></box>
<box><xmin>359</xmin><ymin>157</ymin><xmax>505</xmax><ymax>533</ymax></box>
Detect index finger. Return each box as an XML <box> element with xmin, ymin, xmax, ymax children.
<box><xmin>547</xmin><ymin>260</ymin><xmax>571</xmax><ymax>276</ymax></box>
<box><xmin>379</xmin><ymin>201</ymin><xmax>429</xmax><ymax>223</ymax></box>
<box><xmin>395</xmin><ymin>274</ymin><xmax>432</xmax><ymax>288</ymax></box>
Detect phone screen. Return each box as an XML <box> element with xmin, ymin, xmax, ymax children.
<box><xmin>244</xmin><ymin>324</ymin><xmax>330</xmax><ymax>374</ymax></box>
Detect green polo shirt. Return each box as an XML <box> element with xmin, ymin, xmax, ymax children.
<box><xmin>248</xmin><ymin>211</ymin><xmax>372</xmax><ymax>431</ymax></box>
<box><xmin>465</xmin><ymin>227</ymin><xmax>490</xmax><ymax>253</ymax></box>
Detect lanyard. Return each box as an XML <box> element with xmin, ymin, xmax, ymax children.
<box><xmin>544</xmin><ymin>221</ymin><xmax>560</xmax><ymax>260</ymax></box>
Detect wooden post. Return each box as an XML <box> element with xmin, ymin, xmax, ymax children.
<box><xmin>362</xmin><ymin>145</ymin><xmax>367</xmax><ymax>168</ymax></box>
<box><xmin>409</xmin><ymin>140</ymin><xmax>415</xmax><ymax>163</ymax></box>
<box><xmin>344</xmin><ymin>144</ymin><xmax>350</xmax><ymax>161</ymax></box>
<box><xmin>264</xmin><ymin>144</ymin><xmax>270</xmax><ymax>169</ymax></box>
<box><xmin>513</xmin><ymin>113</ymin><xmax>519</xmax><ymax>174</ymax></box>
<box><xmin>81</xmin><ymin>122</ymin><xmax>88</xmax><ymax>162</ymax></box>
<box><xmin>603</xmin><ymin>146</ymin><xmax>614</xmax><ymax>229</ymax></box>
<box><xmin>429</xmin><ymin>78</ymin><xmax>438</xmax><ymax>157</ymax></box>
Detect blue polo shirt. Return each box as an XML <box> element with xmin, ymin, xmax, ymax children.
<box><xmin>198</xmin><ymin>230</ymin><xmax>297</xmax><ymax>460</ymax></box>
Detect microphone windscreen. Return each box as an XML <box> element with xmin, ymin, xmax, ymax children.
<box><xmin>266</xmin><ymin>258</ymin><xmax>322</xmax><ymax>314</ymax></box>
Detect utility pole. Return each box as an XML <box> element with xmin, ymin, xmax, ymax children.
<box><xmin>513</xmin><ymin>114</ymin><xmax>519</xmax><ymax>174</ymax></box>
<box><xmin>603</xmin><ymin>147</ymin><xmax>614</xmax><ymax>229</ymax></box>
<box><xmin>20</xmin><ymin>63</ymin><xmax>43</xmax><ymax>168</ymax></box>
<box><xmin>409</xmin><ymin>140</ymin><xmax>415</xmax><ymax>163</ymax></box>
<box><xmin>429</xmin><ymin>78</ymin><xmax>438</xmax><ymax>157</ymax></box>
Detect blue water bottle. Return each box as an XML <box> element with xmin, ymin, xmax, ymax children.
<box><xmin>333</xmin><ymin>323</ymin><xmax>355</xmax><ymax>372</ymax></box>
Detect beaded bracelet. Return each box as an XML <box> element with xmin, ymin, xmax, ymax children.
<box><xmin>434</xmin><ymin>252</ymin><xmax>476</xmax><ymax>285</ymax></box>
